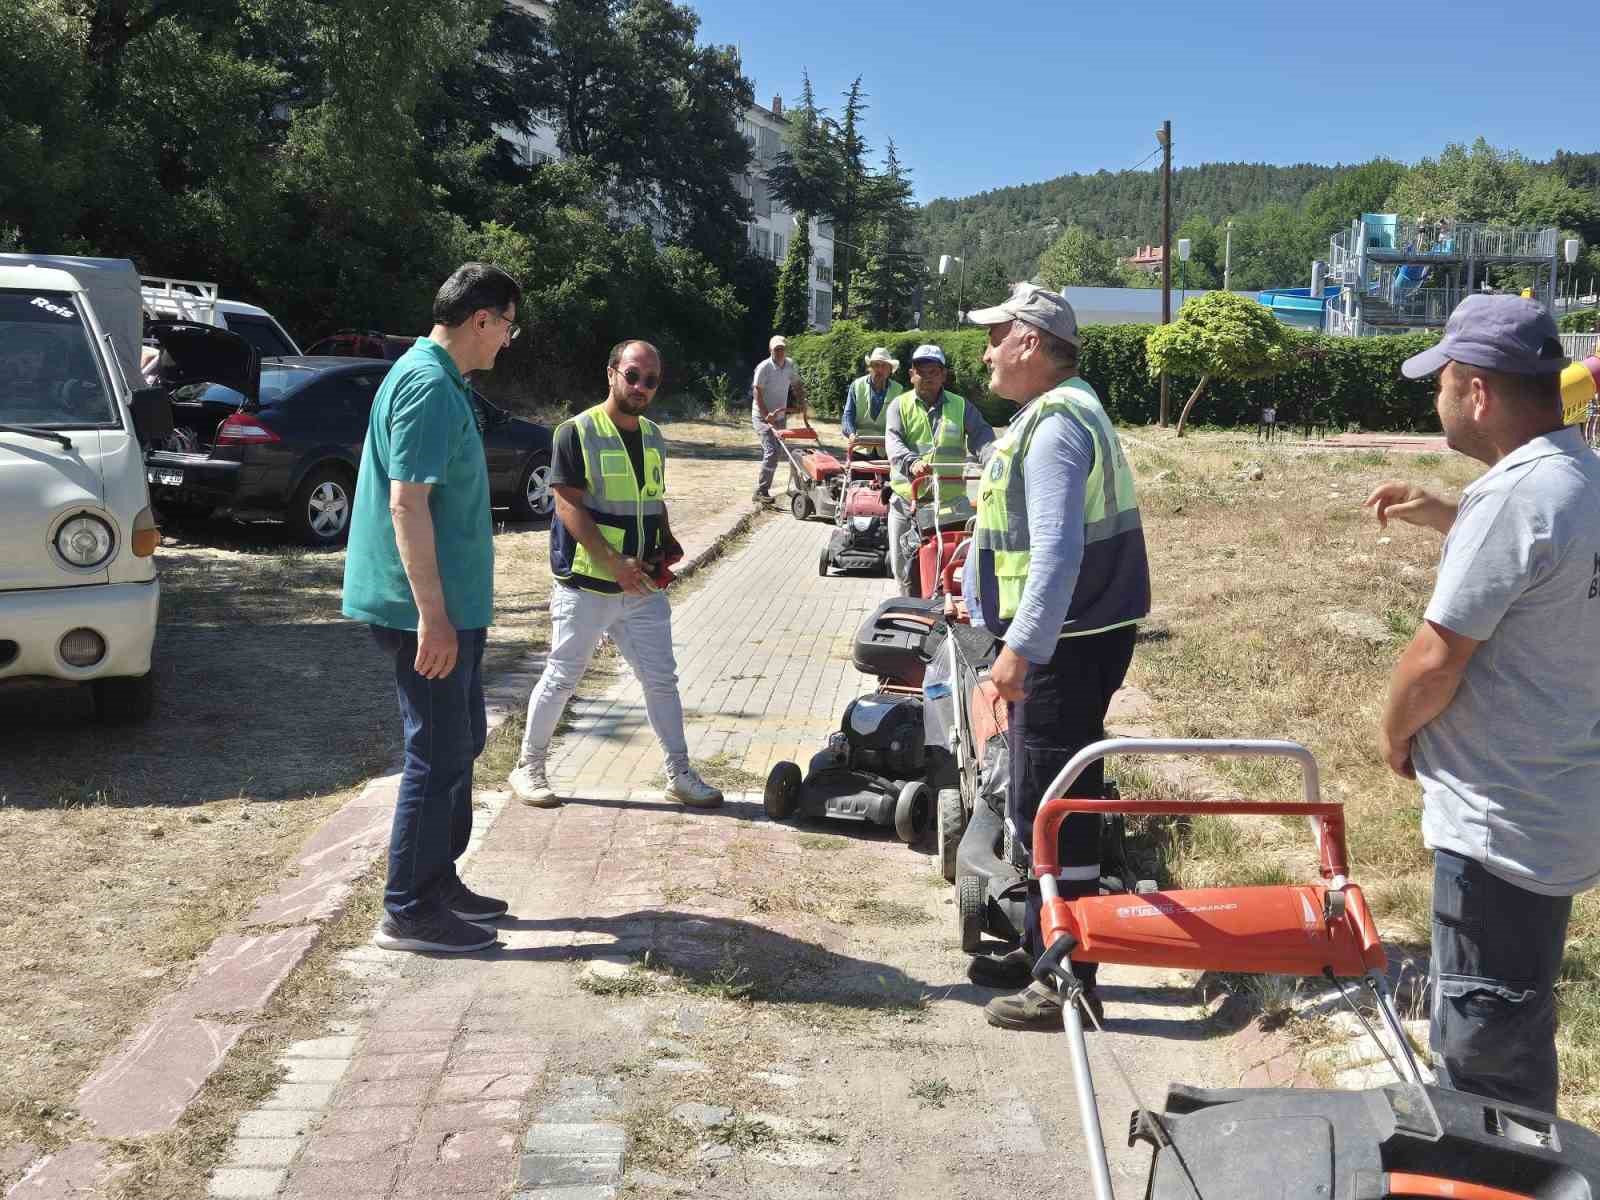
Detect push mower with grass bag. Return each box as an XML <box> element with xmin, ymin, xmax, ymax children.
<box><xmin>1024</xmin><ymin>736</ymin><xmax>1600</xmax><ymax>1200</ymax></box>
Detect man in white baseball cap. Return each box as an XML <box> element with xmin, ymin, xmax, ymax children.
<box><xmin>884</xmin><ymin>342</ymin><xmax>995</xmax><ymax>592</ymax></box>
<box><xmin>959</xmin><ymin>282</ymin><xmax>1150</xmax><ymax>1031</ymax></box>
<box><xmin>841</xmin><ymin>347</ymin><xmax>903</xmax><ymax>447</ymax></box>
<box><xmin>751</xmin><ymin>334</ymin><xmax>807</xmax><ymax>504</ymax></box>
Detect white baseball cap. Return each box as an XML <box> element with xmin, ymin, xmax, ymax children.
<box><xmin>769</xmin><ymin>335</ymin><xmax>788</xmax><ymax>351</ymax></box>
<box><xmin>910</xmin><ymin>344</ymin><xmax>946</xmax><ymax>366</ymax></box>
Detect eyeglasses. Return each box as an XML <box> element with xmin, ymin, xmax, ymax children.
<box><xmin>613</xmin><ymin>366</ymin><xmax>660</xmax><ymax>389</ymax></box>
<box><xmin>488</xmin><ymin>311</ymin><xmax>522</xmax><ymax>340</ymax></box>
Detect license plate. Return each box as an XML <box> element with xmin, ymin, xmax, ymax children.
<box><xmin>148</xmin><ymin>469</ymin><xmax>183</xmax><ymax>487</ymax></box>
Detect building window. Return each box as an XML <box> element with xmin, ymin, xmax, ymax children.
<box><xmin>815</xmin><ymin>218</ymin><xmax>835</xmax><ymax>240</ymax></box>
<box><xmin>815</xmin><ymin>259</ymin><xmax>832</xmax><ymax>284</ymax></box>
<box><xmin>813</xmin><ymin>289</ymin><xmax>833</xmax><ymax>327</ymax></box>
<box><xmin>772</xmin><ymin>233</ymin><xmax>785</xmax><ymax>262</ymax></box>
<box><xmin>749</xmin><ymin>228</ymin><xmax>770</xmax><ymax>258</ymax></box>
<box><xmin>751</xmin><ymin>178</ymin><xmax>771</xmax><ymax>218</ymax></box>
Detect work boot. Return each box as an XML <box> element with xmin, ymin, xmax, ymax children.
<box><xmin>967</xmin><ymin>947</ymin><xmax>1034</xmax><ymax>988</ymax></box>
<box><xmin>752</xmin><ymin>490</ymin><xmax>773</xmax><ymax>506</ymax></box>
<box><xmin>984</xmin><ymin>981</ymin><xmax>1104</xmax><ymax>1031</ymax></box>
<box><xmin>666</xmin><ymin>765</ymin><xmax>724</xmax><ymax>808</ymax></box>
<box><xmin>509</xmin><ymin>756</ymin><xmax>559</xmax><ymax>808</ymax></box>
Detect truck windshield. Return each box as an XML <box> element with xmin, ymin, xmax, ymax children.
<box><xmin>0</xmin><ymin>289</ymin><xmax>118</xmax><ymax>428</ymax></box>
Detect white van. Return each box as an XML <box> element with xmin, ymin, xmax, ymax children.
<box><xmin>140</xmin><ymin>276</ymin><xmax>302</xmax><ymax>359</ymax></box>
<box><xmin>0</xmin><ymin>254</ymin><xmax>176</xmax><ymax>722</ymax></box>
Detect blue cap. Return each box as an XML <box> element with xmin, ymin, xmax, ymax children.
<box><xmin>1401</xmin><ymin>294</ymin><xmax>1567</xmax><ymax>379</ymax></box>
<box><xmin>910</xmin><ymin>343</ymin><xmax>946</xmax><ymax>366</ymax></box>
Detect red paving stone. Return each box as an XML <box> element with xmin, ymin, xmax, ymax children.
<box><xmin>5</xmin><ymin>1142</ymin><xmax>128</xmax><ymax>1199</ymax></box>
<box><xmin>416</xmin><ymin>1100</ymin><xmax>524</xmax><ymax>1133</ymax></box>
<box><xmin>243</xmin><ymin>804</ymin><xmax>392</xmax><ymax>928</ymax></box>
<box><xmin>361</xmin><ymin>1031</ymin><xmax>456</xmax><ymax>1056</ymax></box>
<box><xmin>346</xmin><ymin>1052</ymin><xmax>449</xmax><ymax>1082</ymax></box>
<box><xmin>278</xmin><ymin>1158</ymin><xmax>402</xmax><ymax>1200</ymax></box>
<box><xmin>432</xmin><ymin>1073</ymin><xmax>535</xmax><ymax>1104</ymax></box>
<box><xmin>298</xmin><ymin>1130</ymin><xmax>413</xmax><ymax>1164</ymax></box>
<box><xmin>335</xmin><ymin>1078</ymin><xmax>434</xmax><ymax>1109</ymax></box>
<box><xmin>318</xmin><ymin>1105</ymin><xmax>425</xmax><ymax>1138</ymax></box>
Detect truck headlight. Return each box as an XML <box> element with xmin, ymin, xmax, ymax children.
<box><xmin>55</xmin><ymin>514</ymin><xmax>114</xmax><ymax>568</ymax></box>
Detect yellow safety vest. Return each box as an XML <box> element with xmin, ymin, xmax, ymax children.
<box><xmin>555</xmin><ymin>404</ymin><xmax>667</xmax><ymax>593</ymax></box>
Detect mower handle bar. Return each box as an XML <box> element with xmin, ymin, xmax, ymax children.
<box><xmin>1031</xmin><ymin>738</ymin><xmax>1348</xmax><ymax>883</ymax></box>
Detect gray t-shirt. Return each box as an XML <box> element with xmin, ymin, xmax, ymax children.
<box><xmin>752</xmin><ymin>356</ymin><xmax>798</xmax><ymax>428</ymax></box>
<box><xmin>1414</xmin><ymin>426</ymin><xmax>1600</xmax><ymax>896</ymax></box>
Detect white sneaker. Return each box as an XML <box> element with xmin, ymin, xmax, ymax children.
<box><xmin>509</xmin><ymin>757</ymin><xmax>559</xmax><ymax>808</ymax></box>
<box><xmin>666</xmin><ymin>765</ymin><xmax>724</xmax><ymax>808</ymax></box>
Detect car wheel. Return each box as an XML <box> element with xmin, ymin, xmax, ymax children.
<box><xmin>92</xmin><ymin>672</ymin><xmax>155</xmax><ymax>724</ymax></box>
<box><xmin>511</xmin><ymin>452</ymin><xmax>554</xmax><ymax>522</ymax></box>
<box><xmin>292</xmin><ymin>465</ymin><xmax>355</xmax><ymax>547</ymax></box>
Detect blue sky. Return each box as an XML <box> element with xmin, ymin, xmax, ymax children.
<box><xmin>688</xmin><ymin>0</ymin><xmax>1592</xmax><ymax>203</ymax></box>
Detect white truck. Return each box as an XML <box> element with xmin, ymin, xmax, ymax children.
<box><xmin>0</xmin><ymin>254</ymin><xmax>177</xmax><ymax>722</ymax></box>
<box><xmin>139</xmin><ymin>275</ymin><xmax>302</xmax><ymax>358</ymax></box>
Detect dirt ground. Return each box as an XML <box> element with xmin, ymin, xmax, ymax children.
<box><xmin>0</xmin><ymin>415</ymin><xmax>761</xmax><ymax>1168</ymax></box>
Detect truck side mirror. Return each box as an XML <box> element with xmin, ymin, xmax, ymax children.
<box><xmin>130</xmin><ymin>386</ymin><xmax>174</xmax><ymax>446</ymax></box>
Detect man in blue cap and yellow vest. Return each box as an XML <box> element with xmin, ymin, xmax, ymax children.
<box><xmin>961</xmin><ymin>283</ymin><xmax>1151</xmax><ymax>1030</ymax></box>
<box><xmin>885</xmin><ymin>343</ymin><xmax>995</xmax><ymax>592</ymax></box>
<box><xmin>508</xmin><ymin>340</ymin><xmax>723</xmax><ymax>810</ymax></box>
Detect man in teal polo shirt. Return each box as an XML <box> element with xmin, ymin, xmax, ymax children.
<box><xmin>343</xmin><ymin>262</ymin><xmax>521</xmax><ymax>954</ymax></box>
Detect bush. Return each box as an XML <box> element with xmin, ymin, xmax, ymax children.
<box><xmin>790</xmin><ymin>321</ymin><xmax>1445</xmax><ymax>432</ymax></box>
<box><xmin>1560</xmin><ymin>310</ymin><xmax>1598</xmax><ymax>333</ymax></box>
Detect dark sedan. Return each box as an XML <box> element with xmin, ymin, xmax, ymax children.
<box><xmin>145</xmin><ymin>356</ymin><xmax>554</xmax><ymax>545</ymax></box>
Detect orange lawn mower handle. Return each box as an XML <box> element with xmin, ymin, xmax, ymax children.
<box><xmin>1029</xmin><ymin>738</ymin><xmax>1428</xmax><ymax>1200</ymax></box>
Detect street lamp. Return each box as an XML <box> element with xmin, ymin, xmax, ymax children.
<box><xmin>939</xmin><ymin>253</ymin><xmax>965</xmax><ymax>326</ymax></box>
<box><xmin>1177</xmin><ymin>237</ymin><xmax>1192</xmax><ymax>311</ymax></box>
<box><xmin>1564</xmin><ymin>238</ymin><xmax>1582</xmax><ymax>310</ymax></box>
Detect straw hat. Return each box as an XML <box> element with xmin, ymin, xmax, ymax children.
<box><xmin>863</xmin><ymin>346</ymin><xmax>899</xmax><ymax>370</ymax></box>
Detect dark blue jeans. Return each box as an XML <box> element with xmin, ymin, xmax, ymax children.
<box><xmin>1008</xmin><ymin>624</ymin><xmax>1138</xmax><ymax>986</ymax></box>
<box><xmin>1431</xmin><ymin>849</ymin><xmax>1573</xmax><ymax>1114</ymax></box>
<box><xmin>371</xmin><ymin>625</ymin><xmax>487</xmax><ymax>921</ymax></box>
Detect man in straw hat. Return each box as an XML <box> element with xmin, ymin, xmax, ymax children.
<box><xmin>841</xmin><ymin>347</ymin><xmax>904</xmax><ymax>447</ymax></box>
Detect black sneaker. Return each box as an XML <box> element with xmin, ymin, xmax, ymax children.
<box><xmin>447</xmin><ymin>878</ymin><xmax>508</xmax><ymax>922</ymax></box>
<box><xmin>375</xmin><ymin>910</ymin><xmax>497</xmax><ymax>953</ymax></box>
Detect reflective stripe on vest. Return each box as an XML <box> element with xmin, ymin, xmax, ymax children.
<box><xmin>890</xmin><ymin>391</ymin><xmax>968</xmax><ymax>507</ymax></box>
<box><xmin>974</xmin><ymin>378</ymin><xmax>1143</xmax><ymax>627</ymax></box>
<box><xmin>565</xmin><ymin>404</ymin><xmax>667</xmax><ymax>587</ymax></box>
<box><xmin>849</xmin><ymin>375</ymin><xmax>901</xmax><ymax>436</ymax></box>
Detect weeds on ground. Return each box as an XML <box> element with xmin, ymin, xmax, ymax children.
<box><xmin>710</xmin><ymin>1114</ymin><xmax>777</xmax><ymax>1151</ymax></box>
<box><xmin>577</xmin><ymin>967</ymin><xmax>658</xmax><ymax>999</ymax></box>
<box><xmin>909</xmin><ymin>1077</ymin><xmax>956</xmax><ymax>1109</ymax></box>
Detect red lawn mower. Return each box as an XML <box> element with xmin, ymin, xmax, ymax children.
<box><xmin>1025</xmin><ymin>737</ymin><xmax>1600</xmax><ymax>1200</ymax></box>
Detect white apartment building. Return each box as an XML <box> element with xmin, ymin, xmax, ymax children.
<box><xmin>496</xmin><ymin>3</ymin><xmax>834</xmax><ymax>329</ymax></box>
<box><xmin>739</xmin><ymin>96</ymin><xmax>834</xmax><ymax>331</ymax></box>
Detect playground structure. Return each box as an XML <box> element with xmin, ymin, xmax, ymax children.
<box><xmin>1321</xmin><ymin>214</ymin><xmax>1559</xmax><ymax>337</ymax></box>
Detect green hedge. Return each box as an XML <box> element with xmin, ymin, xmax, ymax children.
<box><xmin>789</xmin><ymin>320</ymin><xmax>1446</xmax><ymax>432</ymax></box>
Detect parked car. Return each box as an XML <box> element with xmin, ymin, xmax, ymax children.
<box><xmin>302</xmin><ymin>330</ymin><xmax>412</xmax><ymax>360</ymax></box>
<box><xmin>144</xmin><ymin>355</ymin><xmax>554</xmax><ymax>546</ymax></box>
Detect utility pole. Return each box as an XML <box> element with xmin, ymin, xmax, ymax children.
<box><xmin>1223</xmin><ymin>219</ymin><xmax>1234</xmax><ymax>292</ymax></box>
<box><xmin>1158</xmin><ymin>119</ymin><xmax>1172</xmax><ymax>427</ymax></box>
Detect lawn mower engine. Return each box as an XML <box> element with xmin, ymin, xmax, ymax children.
<box><xmin>763</xmin><ymin>690</ymin><xmax>935</xmax><ymax>843</ymax></box>
<box><xmin>820</xmin><ymin>482</ymin><xmax>890</xmax><ymax>575</ymax></box>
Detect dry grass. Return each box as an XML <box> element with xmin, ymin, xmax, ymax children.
<box><xmin>1120</xmin><ymin>427</ymin><xmax>1600</xmax><ymax>1122</ymax></box>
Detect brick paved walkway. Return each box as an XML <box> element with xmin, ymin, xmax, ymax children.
<box><xmin>203</xmin><ymin>517</ymin><xmax>899</xmax><ymax>1200</ymax></box>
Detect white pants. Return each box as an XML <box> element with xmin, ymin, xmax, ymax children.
<box><xmin>888</xmin><ymin>502</ymin><xmax>916</xmax><ymax>594</ymax></box>
<box><xmin>519</xmin><ymin>584</ymin><xmax>689</xmax><ymax>773</ymax></box>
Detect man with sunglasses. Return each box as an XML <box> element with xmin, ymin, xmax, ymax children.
<box><xmin>508</xmin><ymin>340</ymin><xmax>724</xmax><ymax>810</ymax></box>
<box><xmin>343</xmin><ymin>262</ymin><xmax>522</xmax><ymax>954</ymax></box>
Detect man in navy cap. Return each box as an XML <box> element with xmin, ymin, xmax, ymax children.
<box><xmin>1366</xmin><ymin>294</ymin><xmax>1600</xmax><ymax>1113</ymax></box>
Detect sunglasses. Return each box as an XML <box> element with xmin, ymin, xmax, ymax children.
<box><xmin>613</xmin><ymin>366</ymin><xmax>660</xmax><ymax>389</ymax></box>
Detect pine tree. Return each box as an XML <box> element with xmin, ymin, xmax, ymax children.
<box><xmin>833</xmin><ymin>77</ymin><xmax>870</xmax><ymax>318</ymax></box>
<box><xmin>856</xmin><ymin>140</ymin><xmax>919</xmax><ymax>330</ymax></box>
<box><xmin>773</xmin><ymin>212</ymin><xmax>814</xmax><ymax>335</ymax></box>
